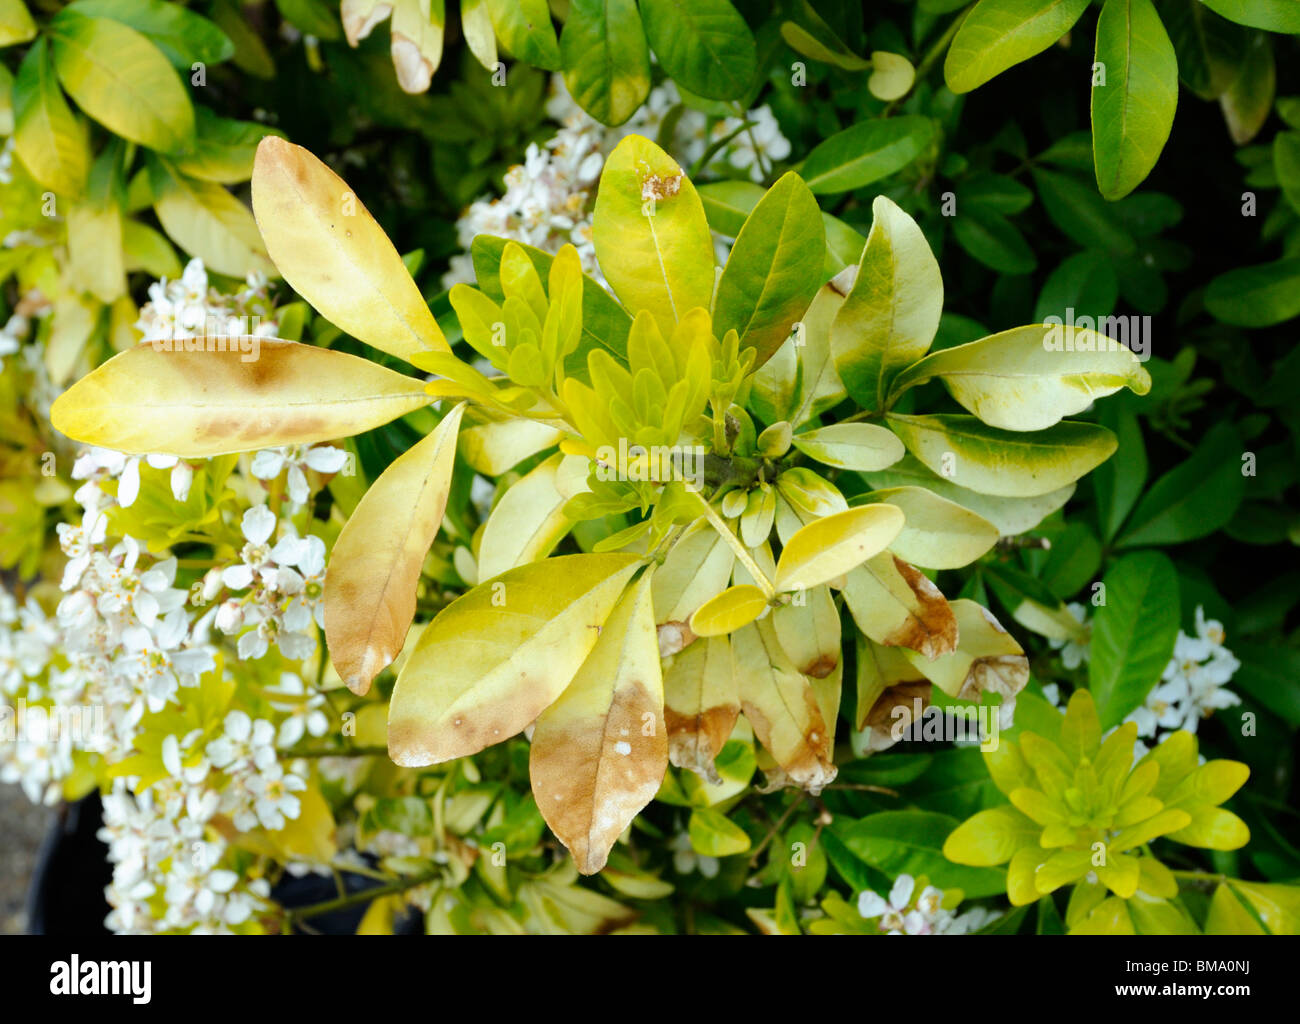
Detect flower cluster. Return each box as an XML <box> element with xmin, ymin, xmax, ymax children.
<box><xmin>857</xmin><ymin>874</ymin><xmax>998</xmax><ymax>935</ymax></box>
<box><xmin>99</xmin><ymin>774</ymin><xmax>273</xmax><ymax>934</ymax></box>
<box><xmin>210</xmin><ymin>505</ymin><xmax>328</xmax><ymax>662</ymax></box>
<box><xmin>1127</xmin><ymin>606</ymin><xmax>1242</xmax><ymax>754</ymax></box>
<box><xmin>1043</xmin><ymin>604</ymin><xmax>1241</xmax><ymax>758</ymax></box>
<box><xmin>135</xmin><ymin>258</ymin><xmax>280</xmax><ymax>344</ymax></box>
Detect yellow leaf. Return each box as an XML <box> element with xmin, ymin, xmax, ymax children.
<box><xmin>459</xmin><ymin>416</ymin><xmax>561</xmax><ymax>475</ymax></box>
<box><xmin>592</xmin><ymin>134</ymin><xmax>714</xmax><ymax>329</ymax></box>
<box><xmin>689</xmin><ymin>583</ymin><xmax>769</xmax><ymax>637</ymax></box>
<box><xmin>842</xmin><ymin>553</ymin><xmax>958</xmax><ymax>659</ymax></box>
<box><xmin>389</xmin><ymin>0</ymin><xmax>444</xmax><ymax>93</ymax></box>
<box><xmin>530</xmin><ymin>571</ymin><xmax>667</xmax><ymax>874</ymax></box>
<box><xmin>476</xmin><ymin>452</ymin><xmax>571</xmax><ymax>581</ymax></box>
<box><xmin>903</xmin><ymin>599</ymin><xmax>1029</xmax><ymax>709</ymax></box>
<box><xmin>66</xmin><ymin>199</ymin><xmax>125</xmax><ymax>303</ymax></box>
<box><xmin>773</xmin><ymin>503</ymin><xmax>904</xmax><ymax>592</ymax></box>
<box><xmin>651</xmin><ymin>521</ymin><xmax>735</xmax><ymax>629</ymax></box>
<box><xmin>388</xmin><ymin>553</ymin><xmax>641</xmax><ymax>765</ymax></box>
<box><xmin>663</xmin><ymin>635</ymin><xmax>739</xmax><ymax>783</ymax></box>
<box><xmin>252</xmin><ymin>137</ymin><xmax>447</xmax><ymax>363</ymax></box>
<box><xmin>50</xmin><ymin>339</ymin><xmax>432</xmax><ymax>456</ymax></box>
<box><xmin>269</xmin><ymin>782</ymin><xmax>337</xmax><ymax>864</ymax></box>
<box><xmin>733</xmin><ymin>618</ymin><xmax>836</xmax><ymax>793</ymax></box>
<box><xmin>773</xmin><ymin>583</ymin><xmax>840</xmax><ymax>679</ymax></box>
<box><xmin>831</xmin><ymin>195</ymin><xmax>942</xmax><ymax>411</ymax></box>
<box><xmin>151</xmin><ymin>160</ymin><xmax>273</xmax><ymax>279</ymax></box>
<box><xmin>854</xmin><ymin>634</ymin><xmax>931</xmax><ymax>752</ymax></box>
<box><xmin>857</xmin><ymin>486</ymin><xmax>999</xmax><ymax>569</ymax></box>
<box><xmin>325</xmin><ymin>402</ymin><xmax>465</xmax><ymax>696</ymax></box>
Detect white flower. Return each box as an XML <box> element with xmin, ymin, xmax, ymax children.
<box><xmin>56</xmin><ymin>509</ymin><xmax>107</xmax><ymax>589</ymax></box>
<box><xmin>1047</xmin><ymin>602</ymin><xmax>1092</xmax><ymax>669</ymax></box>
<box><xmin>222</xmin><ymin>506</ymin><xmax>278</xmax><ymax>590</ymax></box>
<box><xmin>1122</xmin><ymin>605</ymin><xmax>1241</xmax><ymax>744</ymax></box>
<box><xmin>856</xmin><ymin>874</ymin><xmax>994</xmax><ymax>935</ymax></box>
<box><xmin>670</xmin><ymin>831</ymin><xmax>719</xmax><ymax>878</ymax></box>
<box><xmin>248</xmin><ymin>762</ymin><xmax>307</xmax><ymax>830</ymax></box>
<box><xmin>266</xmin><ymin>672</ymin><xmax>330</xmax><ymax>747</ymax></box>
<box><xmin>250</xmin><ymin>444</ymin><xmax>348</xmax><ymax>508</ymax></box>
<box><xmin>205</xmin><ymin>710</ymin><xmax>277</xmax><ymax>772</ymax></box>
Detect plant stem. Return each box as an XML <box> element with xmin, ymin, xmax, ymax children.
<box><xmin>282</xmin><ymin>870</ymin><xmax>442</xmax><ymax>925</ymax></box>
<box><xmin>882</xmin><ymin>5</ymin><xmax>972</xmax><ymax>116</ymax></box>
<box><xmin>748</xmin><ymin>792</ymin><xmax>808</xmax><ymax>868</ymax></box>
<box><xmin>288</xmin><ymin>745</ymin><xmax>389</xmax><ymax>759</ymax></box>
<box><xmin>687</xmin><ymin>485</ymin><xmax>776</xmax><ymax>600</ymax></box>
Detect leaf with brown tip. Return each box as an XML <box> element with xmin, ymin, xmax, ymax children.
<box><xmin>252</xmin><ymin>137</ymin><xmax>448</xmax><ymax>363</ymax></box>
<box><xmin>50</xmin><ymin>339</ymin><xmax>432</xmax><ymax>457</ymax></box>
<box><xmin>663</xmin><ymin>635</ymin><xmax>739</xmax><ymax>784</ymax></box>
<box><xmin>326</xmin><ymin>402</ymin><xmax>466</xmax><ymax>696</ymax></box>
<box><xmin>530</xmin><ymin>571</ymin><xmax>667</xmax><ymax>874</ymax></box>
<box><xmin>733</xmin><ymin>618</ymin><xmax>837</xmax><ymax>794</ymax></box>
<box><xmin>841</xmin><ymin>552</ymin><xmax>958</xmax><ymax>660</ymax></box>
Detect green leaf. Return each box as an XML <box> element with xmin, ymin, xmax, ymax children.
<box><xmin>1198</xmin><ymin>0</ymin><xmax>1300</xmax><ymax>32</ymax></box>
<box><xmin>487</xmin><ymin>0</ymin><xmax>561</xmax><ymax>70</ymax></box>
<box><xmin>1229</xmin><ymin>644</ymin><xmax>1300</xmax><ymax>729</ymax></box>
<box><xmin>778</xmin><ymin>0</ymin><xmax>870</xmax><ymax>70</ymax></box>
<box><xmin>471</xmin><ymin>235</ymin><xmax>632</xmax><ymax>369</ymax></box>
<box><xmin>944</xmin><ymin>0</ymin><xmax>1091</xmax><ymax>93</ymax></box>
<box><xmin>1034</xmin><ymin>250</ymin><xmax>1119</xmax><ymax>324</ymax></box>
<box><xmin>1031</xmin><ymin>167</ymin><xmax>1136</xmax><ymax>253</ymax></box>
<box><xmin>800</xmin><ymin>115</ymin><xmax>934</xmax><ymax>195</ymax></box>
<box><xmin>50</xmin><ymin>8</ymin><xmax>194</xmax><ymax>153</ymax></box>
<box><xmin>0</xmin><ymin>0</ymin><xmax>36</xmax><ymax>46</ymax></box>
<box><xmin>889</xmin><ymin>323</ymin><xmax>1151</xmax><ymax>431</ymax></box>
<box><xmin>1089</xmin><ymin>551</ymin><xmax>1180</xmax><ymax>729</ymax></box>
<box><xmin>951</xmin><ymin>202</ymin><xmax>1036</xmax><ymax>274</ymax></box>
<box><xmin>689</xmin><ymin>806</ymin><xmax>752</xmax><ymax>856</ymax></box>
<box><xmin>173</xmin><ymin>108</ymin><xmax>282</xmax><ymax>184</ymax></box>
<box><xmin>696</xmin><ymin>179</ymin><xmax>765</xmax><ymax>237</ymax></box>
<box><xmin>1092</xmin><ymin>403</ymin><xmax>1146</xmax><ymax>542</ymax></box>
<box><xmin>1161</xmin><ymin>0</ymin><xmax>1248</xmax><ymax>100</ymax></box>
<box><xmin>713</xmin><ymin>172</ymin><xmax>825</xmax><ymax>369</ymax></box>
<box><xmin>592</xmin><ymin>134</ymin><xmax>715</xmax><ymax>330</ymax></box>
<box><xmin>276</xmin><ymin>0</ymin><xmax>342</xmax><ymax>41</ymax></box>
<box><xmin>1273</xmin><ymin>131</ymin><xmax>1300</xmax><ymax>214</ymax></box>
<box><xmin>1115</xmin><ymin>422</ymin><xmax>1245</xmax><ymax>547</ymax></box>
<box><xmin>885</xmin><ymin>414</ymin><xmax>1118</xmax><ymax>497</ymax></box>
<box><xmin>832</xmin><ymin>196</ymin><xmax>942</xmax><ymax>412</ymax></box>
<box><xmin>837</xmin><ymin>810</ymin><xmax>1008</xmax><ymax>897</ymax></box>
<box><xmin>1219</xmin><ymin>31</ymin><xmax>1274</xmax><ymax>145</ymax></box>
<box><xmin>67</xmin><ymin>0</ymin><xmax>235</xmax><ymax>68</ymax></box>
<box><xmin>560</xmin><ymin>0</ymin><xmax>650</xmax><ymax>126</ymax></box>
<box><xmin>11</xmin><ymin>38</ymin><xmax>89</xmax><ymax>196</ymax></box>
<box><xmin>1092</xmin><ymin>0</ymin><xmax>1178</xmax><ymax>200</ymax></box>
<box><xmin>639</xmin><ymin>0</ymin><xmax>756</xmax><ymax>100</ymax></box>
<box><xmin>1204</xmin><ymin>258</ymin><xmax>1300</xmax><ymax>327</ymax></box>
